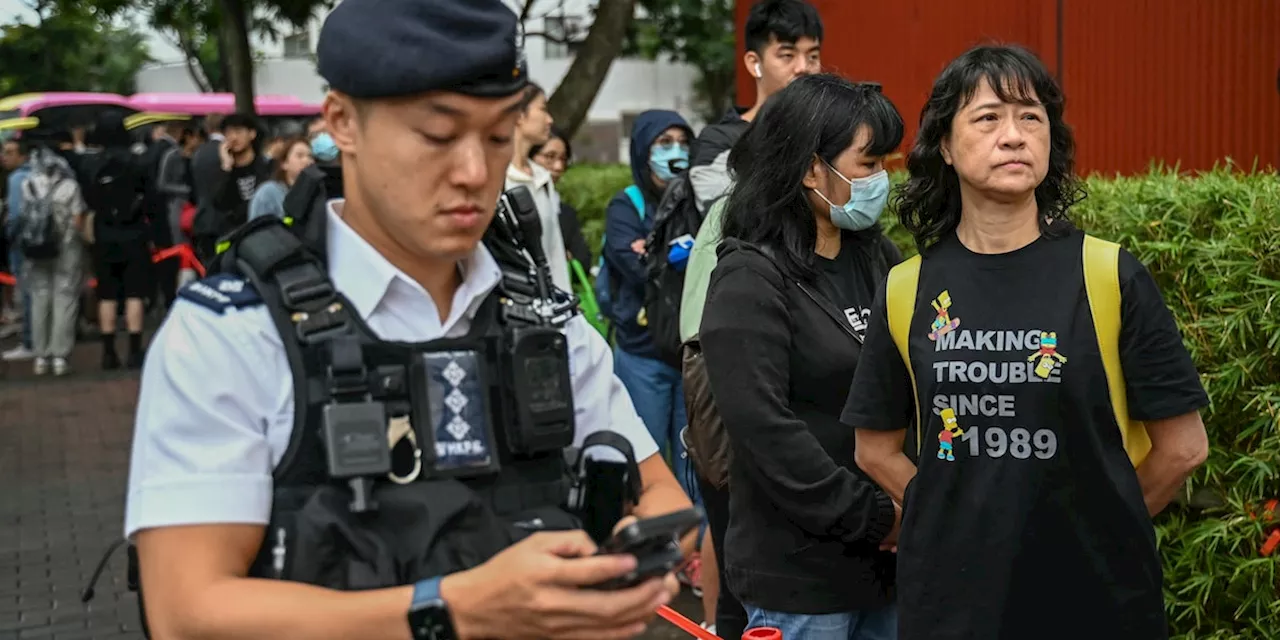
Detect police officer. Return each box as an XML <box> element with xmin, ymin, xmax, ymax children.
<box><xmin>123</xmin><ymin>1</ymin><xmax>694</xmax><ymax>638</ymax></box>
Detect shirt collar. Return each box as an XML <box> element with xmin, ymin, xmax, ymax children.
<box><xmin>506</xmin><ymin>162</ymin><xmax>553</xmax><ymax>190</ymax></box>
<box><xmin>324</xmin><ymin>199</ymin><xmax>504</xmax><ymax>326</ymax></box>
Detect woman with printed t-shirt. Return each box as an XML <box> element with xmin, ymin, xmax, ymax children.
<box><xmin>698</xmin><ymin>73</ymin><xmax>905</xmax><ymax>640</ymax></box>
<box><xmin>847</xmin><ymin>45</ymin><xmax>1210</xmax><ymax>640</ymax></box>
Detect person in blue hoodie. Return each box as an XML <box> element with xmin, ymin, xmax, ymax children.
<box><xmin>603</xmin><ymin>110</ymin><xmax>697</xmax><ymax>501</ymax></box>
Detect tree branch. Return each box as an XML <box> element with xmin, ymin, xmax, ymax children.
<box><xmin>519</xmin><ymin>0</ymin><xmax>536</xmax><ymax>22</ymax></box>
<box><xmin>523</xmin><ymin>31</ymin><xmax>576</xmax><ymax>45</ymax></box>
<box><xmin>531</xmin><ymin>0</ymin><xmax>567</xmax><ymax>22</ymax></box>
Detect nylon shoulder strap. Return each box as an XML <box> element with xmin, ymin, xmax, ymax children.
<box><xmin>1082</xmin><ymin>234</ymin><xmax>1150</xmax><ymax>467</ymax></box>
<box><xmin>885</xmin><ymin>254</ymin><xmax>923</xmax><ymax>455</ymax></box>
<box><xmin>624</xmin><ymin>185</ymin><xmax>646</xmax><ymax>221</ymax></box>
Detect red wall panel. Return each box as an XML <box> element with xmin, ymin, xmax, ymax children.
<box><xmin>735</xmin><ymin>0</ymin><xmax>1280</xmax><ymax>176</ymax></box>
<box><xmin>1062</xmin><ymin>0</ymin><xmax>1280</xmax><ymax>176</ymax></box>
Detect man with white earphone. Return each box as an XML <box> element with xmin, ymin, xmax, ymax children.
<box><xmin>686</xmin><ymin>0</ymin><xmax>823</xmax><ymax>213</ymax></box>
<box><xmin>681</xmin><ymin>5</ymin><xmax>824</xmax><ymax>640</ymax></box>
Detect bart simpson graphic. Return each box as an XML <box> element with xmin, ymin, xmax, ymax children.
<box><xmin>928</xmin><ymin>290</ymin><xmax>961</xmax><ymax>341</ymax></box>
<box><xmin>1027</xmin><ymin>331</ymin><xmax>1067</xmax><ymax>378</ymax></box>
<box><xmin>938</xmin><ymin>408</ymin><xmax>965</xmax><ymax>461</ymax></box>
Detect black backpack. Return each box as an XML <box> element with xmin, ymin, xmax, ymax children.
<box><xmin>84</xmin><ymin>150</ymin><xmax>145</xmax><ymax>227</ymax></box>
<box><xmin>642</xmin><ymin>172</ymin><xmax>705</xmax><ymax>369</ymax></box>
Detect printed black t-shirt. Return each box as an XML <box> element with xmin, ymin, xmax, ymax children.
<box><xmin>842</xmin><ymin>228</ymin><xmax>1208</xmax><ymax>640</ymax></box>
<box><xmin>813</xmin><ymin>235</ymin><xmax>889</xmax><ymax>341</ymax></box>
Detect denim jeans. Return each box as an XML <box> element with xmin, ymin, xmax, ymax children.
<box><xmin>745</xmin><ymin>604</ymin><xmax>898</xmax><ymax>640</ymax></box>
<box><xmin>612</xmin><ymin>346</ymin><xmax>698</xmax><ymax>504</ymax></box>
<box><xmin>9</xmin><ymin>247</ymin><xmax>32</xmax><ymax>348</ymax></box>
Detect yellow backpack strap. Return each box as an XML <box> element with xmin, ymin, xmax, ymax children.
<box><xmin>886</xmin><ymin>255</ymin><xmax>923</xmax><ymax>456</ymax></box>
<box><xmin>1082</xmin><ymin>235</ymin><xmax>1151</xmax><ymax>467</ymax></box>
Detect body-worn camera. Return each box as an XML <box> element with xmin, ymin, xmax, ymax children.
<box><xmin>504</xmin><ymin>325</ymin><xmax>574</xmax><ymax>455</ymax></box>
<box><xmin>491</xmin><ymin>186</ymin><xmax>578</xmax><ymax>456</ymax></box>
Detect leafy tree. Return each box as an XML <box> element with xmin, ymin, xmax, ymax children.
<box><xmin>78</xmin><ymin>0</ymin><xmax>333</xmax><ymax>114</ymax></box>
<box><xmin>629</xmin><ymin>0</ymin><xmax>737</xmax><ymax>123</ymax></box>
<box><xmin>0</xmin><ymin>1</ymin><xmax>153</xmax><ymax>95</ymax></box>
<box><xmin>517</xmin><ymin>0</ymin><xmax>637</xmax><ymax>138</ymax></box>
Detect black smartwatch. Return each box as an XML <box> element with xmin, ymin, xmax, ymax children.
<box><xmin>407</xmin><ymin>577</ymin><xmax>457</xmax><ymax>640</ymax></box>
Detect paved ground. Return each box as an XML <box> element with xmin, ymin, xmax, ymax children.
<box><xmin>0</xmin><ymin>333</ymin><xmax>708</xmax><ymax>640</ymax></box>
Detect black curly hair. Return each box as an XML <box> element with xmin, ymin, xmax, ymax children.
<box><xmin>895</xmin><ymin>44</ymin><xmax>1086</xmax><ymax>256</ymax></box>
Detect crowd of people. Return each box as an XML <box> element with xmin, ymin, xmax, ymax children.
<box><xmin>4</xmin><ymin>0</ymin><xmax>1214</xmax><ymax>638</ymax></box>
<box><xmin>0</xmin><ymin>110</ymin><xmax>325</xmax><ymax>374</ymax></box>
<box><xmin>560</xmin><ymin>2</ymin><xmax>1209</xmax><ymax>639</ymax></box>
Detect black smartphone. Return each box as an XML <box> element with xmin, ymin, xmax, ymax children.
<box><xmin>590</xmin><ymin>507</ymin><xmax>703</xmax><ymax>590</ymax></box>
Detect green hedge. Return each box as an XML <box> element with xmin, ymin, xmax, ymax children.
<box><xmin>559</xmin><ymin>163</ymin><xmax>1280</xmax><ymax>638</ymax></box>
<box><xmin>1073</xmin><ymin>168</ymin><xmax>1280</xmax><ymax>639</ymax></box>
<box><xmin>558</xmin><ymin>163</ymin><xmax>634</xmax><ymax>257</ymax></box>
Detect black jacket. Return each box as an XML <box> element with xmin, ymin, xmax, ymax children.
<box><xmin>699</xmin><ymin>236</ymin><xmax>901</xmax><ymax>614</ymax></box>
<box><xmin>690</xmin><ymin>108</ymin><xmax>749</xmax><ymax>169</ymax></box>
<box><xmin>559</xmin><ymin>202</ymin><xmax>592</xmax><ymax>267</ymax></box>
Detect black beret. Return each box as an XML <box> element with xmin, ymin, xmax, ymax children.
<box><xmin>317</xmin><ymin>0</ymin><xmax>529</xmax><ymax>100</ymax></box>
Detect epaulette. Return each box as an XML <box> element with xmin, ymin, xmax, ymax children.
<box><xmin>177</xmin><ymin>273</ymin><xmax>264</xmax><ymax>315</ymax></box>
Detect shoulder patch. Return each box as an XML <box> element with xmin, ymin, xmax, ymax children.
<box><xmin>178</xmin><ymin>273</ymin><xmax>263</xmax><ymax>315</ymax></box>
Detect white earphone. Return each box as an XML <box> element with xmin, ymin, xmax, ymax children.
<box><xmin>754</xmin><ymin>62</ymin><xmax>762</xmax><ymax>78</ymax></box>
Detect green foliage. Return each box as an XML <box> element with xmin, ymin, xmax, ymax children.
<box><xmin>1073</xmin><ymin>166</ymin><xmax>1280</xmax><ymax>639</ymax></box>
<box><xmin>628</xmin><ymin>0</ymin><xmax>737</xmax><ymax>122</ymax></box>
<box><xmin>0</xmin><ymin>5</ymin><xmax>153</xmax><ymax>95</ymax></box>
<box><xmin>75</xmin><ymin>0</ymin><xmax>333</xmax><ymax>94</ymax></box>
<box><xmin>559</xmin><ymin>163</ymin><xmax>634</xmax><ymax>254</ymax></box>
<box><xmin>561</xmin><ymin>163</ymin><xmax>1280</xmax><ymax>637</ymax></box>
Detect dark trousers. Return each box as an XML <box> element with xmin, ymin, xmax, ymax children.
<box><xmin>696</xmin><ymin>473</ymin><xmax>746</xmax><ymax>640</ymax></box>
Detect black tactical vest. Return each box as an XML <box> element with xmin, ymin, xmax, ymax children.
<box><xmin>218</xmin><ymin>216</ymin><xmax>632</xmax><ymax>590</ymax></box>
<box><xmin>81</xmin><ymin>172</ymin><xmax>644</xmax><ymax>631</ymax></box>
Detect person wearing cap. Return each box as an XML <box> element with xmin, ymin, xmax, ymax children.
<box><xmin>124</xmin><ymin>1</ymin><xmax>692</xmax><ymax>640</ymax></box>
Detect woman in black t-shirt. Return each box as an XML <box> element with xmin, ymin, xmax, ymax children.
<box><xmin>699</xmin><ymin>73</ymin><xmax>905</xmax><ymax>639</ymax></box>
<box><xmin>846</xmin><ymin>45</ymin><xmax>1210</xmax><ymax>640</ymax></box>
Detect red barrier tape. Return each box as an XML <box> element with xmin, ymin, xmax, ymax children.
<box><xmin>0</xmin><ymin>243</ymin><xmax>205</xmax><ymax>290</ymax></box>
<box><xmin>658</xmin><ymin>605</ymin><xmax>721</xmax><ymax>640</ymax></box>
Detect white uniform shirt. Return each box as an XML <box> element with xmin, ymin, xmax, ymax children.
<box><xmin>124</xmin><ymin>201</ymin><xmax>658</xmax><ymax>538</ymax></box>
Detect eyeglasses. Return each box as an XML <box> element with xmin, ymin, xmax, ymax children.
<box><xmin>654</xmin><ymin>136</ymin><xmax>689</xmax><ymax>150</ymax></box>
<box><xmin>535</xmin><ymin>151</ymin><xmax>569</xmax><ymax>167</ymax></box>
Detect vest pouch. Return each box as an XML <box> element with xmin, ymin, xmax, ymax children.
<box><xmin>383</xmin><ymin>478</ymin><xmax>520</xmax><ymax>580</ymax></box>
<box><xmin>261</xmin><ymin>479</ymin><xmax>521</xmax><ymax>589</ymax></box>
<box><xmin>263</xmin><ymin>484</ymin><xmax>398</xmax><ymax>590</ymax></box>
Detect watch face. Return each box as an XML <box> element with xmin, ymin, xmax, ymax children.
<box><xmin>410</xmin><ymin>599</ymin><xmax>455</xmax><ymax>640</ymax></box>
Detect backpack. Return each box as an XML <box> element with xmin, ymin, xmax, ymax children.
<box><xmin>886</xmin><ymin>235</ymin><xmax>1151</xmax><ymax>467</ymax></box>
<box><xmin>682</xmin><ymin>338</ymin><xmax>731</xmax><ymax>488</ymax></box>
<box><xmin>84</xmin><ymin>151</ymin><xmax>145</xmax><ymax>228</ymax></box>
<box><xmin>18</xmin><ymin>175</ymin><xmax>66</xmax><ymax>260</ymax></box>
<box><xmin>642</xmin><ymin>172</ymin><xmax>704</xmax><ymax>369</ymax></box>
<box><xmin>594</xmin><ymin>185</ymin><xmax>646</xmax><ymax>325</ymax></box>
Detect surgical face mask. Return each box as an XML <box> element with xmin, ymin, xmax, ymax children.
<box><xmin>310</xmin><ymin>132</ymin><xmax>339</xmax><ymax>162</ymax></box>
<box><xmin>649</xmin><ymin>143</ymin><xmax>689</xmax><ymax>182</ymax></box>
<box><xmin>812</xmin><ymin>162</ymin><xmax>890</xmax><ymax>231</ymax></box>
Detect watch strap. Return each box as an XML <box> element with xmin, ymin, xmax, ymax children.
<box><xmin>408</xmin><ymin>577</ymin><xmax>456</xmax><ymax>640</ymax></box>
<box><xmin>412</xmin><ymin>577</ymin><xmax>443</xmax><ymax>608</ymax></box>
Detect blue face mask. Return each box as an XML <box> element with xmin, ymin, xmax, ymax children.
<box><xmin>812</xmin><ymin>163</ymin><xmax>890</xmax><ymax>231</ymax></box>
<box><xmin>649</xmin><ymin>144</ymin><xmax>689</xmax><ymax>182</ymax></box>
<box><xmin>310</xmin><ymin>132</ymin><xmax>339</xmax><ymax>162</ymax></box>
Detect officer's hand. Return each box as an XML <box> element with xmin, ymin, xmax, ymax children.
<box><xmin>441</xmin><ymin>530</ymin><xmax>673</xmax><ymax>640</ymax></box>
